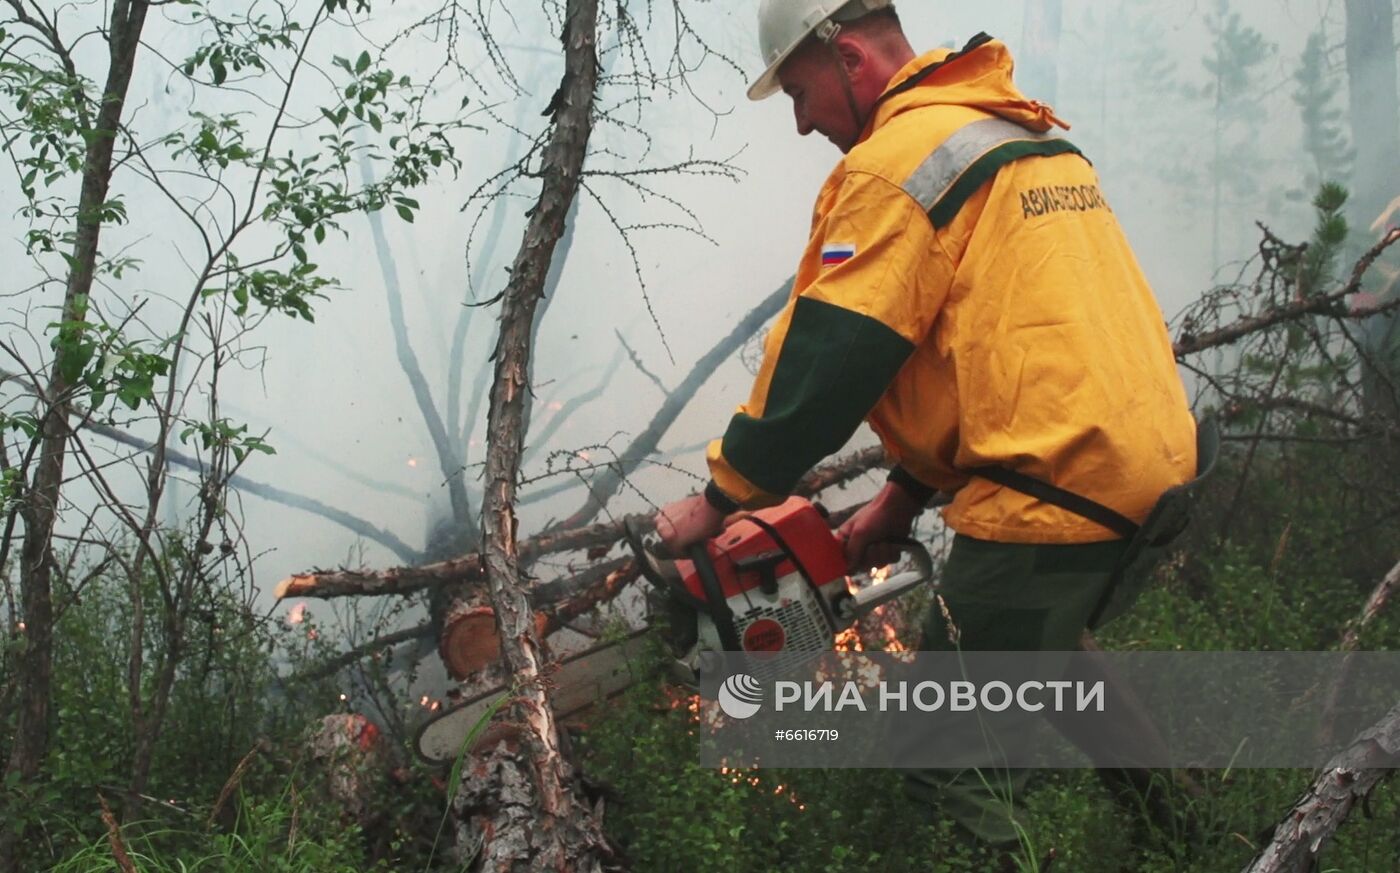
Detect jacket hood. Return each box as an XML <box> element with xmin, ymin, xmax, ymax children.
<box><xmin>863</xmin><ymin>34</ymin><xmax>1070</xmax><ymax>143</ymax></box>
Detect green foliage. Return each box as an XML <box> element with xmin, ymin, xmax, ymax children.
<box><xmin>178</xmin><ymin>418</ymin><xmax>276</xmax><ymax>464</ymax></box>
<box><xmin>576</xmin><ymin>684</ymin><xmax>998</xmax><ymax>872</ymax></box>
<box><xmin>1301</xmin><ymin>183</ymin><xmax>1350</xmax><ymax>295</ymax></box>
<box><xmin>0</xmin><ymin>537</ymin><xmax>413</xmax><ymax>871</ymax></box>
<box><xmin>48</xmin><ymin>305</ymin><xmax>173</xmax><ymax>412</ymax></box>
<box><xmin>179</xmin><ymin>10</ymin><xmax>301</xmax><ymax>83</ymax></box>
<box><xmin>203</xmin><ymin>261</ymin><xmax>332</xmax><ymax>322</ymax></box>
<box><xmin>323</xmin><ymin>0</ymin><xmax>372</xmax><ymax>14</ymax></box>
<box><xmin>172</xmin><ymin>112</ymin><xmax>257</xmax><ymax>170</ymax></box>
<box><xmin>0</xmin><ymin>58</ymin><xmax>90</xmax><ymax>200</ymax></box>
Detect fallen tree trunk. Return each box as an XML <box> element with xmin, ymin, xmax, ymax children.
<box><xmin>1335</xmin><ymin>558</ymin><xmax>1400</xmax><ymax>654</ymax></box>
<box><xmin>277</xmin><ymin>444</ymin><xmax>889</xmax><ymax>600</ymax></box>
<box><xmin>1243</xmin><ymin>699</ymin><xmax>1400</xmax><ymax>872</ymax></box>
<box><xmin>285</xmin><ymin>559</ymin><xmax>641</xmax><ymax>685</ymax></box>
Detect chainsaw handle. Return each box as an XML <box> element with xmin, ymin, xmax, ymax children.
<box><xmin>623</xmin><ymin>518</ymin><xmax>669</xmax><ymax>589</ymax></box>
<box><xmin>888</xmin><ymin>537</ymin><xmax>933</xmax><ymax>577</ymax></box>
<box><xmin>622</xmin><ymin>518</ymin><xmax>713</xmax><ymax>615</ymax></box>
<box><xmin>623</xmin><ymin>518</ymin><xmax>741</xmax><ymax>651</ymax></box>
<box><xmin>851</xmin><ymin>536</ymin><xmax>934</xmax><ymax>579</ymax></box>
<box><xmin>837</xmin><ymin>538</ymin><xmax>936</xmax><ymax>623</ymax></box>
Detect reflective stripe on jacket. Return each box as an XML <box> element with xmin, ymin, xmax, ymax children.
<box><xmin>707</xmin><ymin>35</ymin><xmax>1196</xmax><ymax>544</ymax></box>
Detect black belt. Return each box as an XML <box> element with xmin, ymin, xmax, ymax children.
<box><xmin>968</xmin><ymin>417</ymin><xmax>1221</xmax><ymax>628</ymax></box>
<box><xmin>969</xmin><ymin>464</ymin><xmax>1139</xmax><ymax>539</ymax></box>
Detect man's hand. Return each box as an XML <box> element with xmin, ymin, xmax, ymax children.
<box><xmin>837</xmin><ymin>481</ymin><xmax>925</xmax><ymax>571</ymax></box>
<box><xmin>654</xmin><ymin>494</ymin><xmax>727</xmax><ymax>556</ymax></box>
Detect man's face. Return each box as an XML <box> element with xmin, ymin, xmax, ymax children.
<box><xmin>778</xmin><ymin>41</ymin><xmax>860</xmax><ymax>151</ymax></box>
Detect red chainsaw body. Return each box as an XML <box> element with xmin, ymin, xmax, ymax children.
<box><xmin>670</xmin><ymin>498</ymin><xmax>851</xmax><ymax>653</ymax></box>
<box><xmin>676</xmin><ymin>498</ymin><xmax>847</xmax><ymax>600</ymax></box>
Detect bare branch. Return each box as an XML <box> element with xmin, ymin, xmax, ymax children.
<box><xmin>614</xmin><ymin>328</ymin><xmax>667</xmax><ymax>394</ymax></box>
<box><xmin>1318</xmin><ymin>559</ymin><xmax>1400</xmax><ymax>746</ymax></box>
<box><xmin>1174</xmin><ymin>228</ymin><xmax>1400</xmax><ymax>357</ymax></box>
<box><xmin>549</xmin><ymin>275</ymin><xmax>792</xmax><ymax>530</ymax></box>
<box><xmin>522</xmin><ymin>344</ymin><xmax>626</xmax><ymax>467</ymax></box>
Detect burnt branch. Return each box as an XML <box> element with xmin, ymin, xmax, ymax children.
<box><xmin>614</xmin><ymin>328</ymin><xmax>668</xmax><ymax>394</ymax></box>
<box><xmin>521</xmin><ymin>344</ymin><xmax>627</xmax><ymax>468</ymax></box>
<box><xmin>360</xmin><ymin>153</ymin><xmax>473</xmax><ymax>533</ymax></box>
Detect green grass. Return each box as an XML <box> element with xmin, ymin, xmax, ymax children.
<box><xmin>47</xmin><ymin>788</ymin><xmax>372</xmax><ymax>873</ymax></box>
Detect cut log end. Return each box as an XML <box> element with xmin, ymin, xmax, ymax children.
<box><xmin>440</xmin><ymin>605</ymin><xmax>549</xmax><ymax>680</ymax></box>
<box><xmin>274</xmin><ymin>575</ymin><xmax>311</xmax><ymax>600</ymax></box>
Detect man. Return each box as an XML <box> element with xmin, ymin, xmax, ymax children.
<box><xmin>655</xmin><ymin>0</ymin><xmax>1198</xmax><ymax>846</ymax></box>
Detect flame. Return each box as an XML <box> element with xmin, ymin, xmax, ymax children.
<box><xmin>667</xmin><ymin>689</ymin><xmax>702</xmax><ymax>723</ymax></box>
<box><xmin>306</xmin><ymin>628</ymin><xmax>319</xmax><ymax>641</ymax></box>
<box><xmin>833</xmin><ymin>626</ymin><xmax>864</xmax><ymax>652</ymax></box>
<box><xmin>285</xmin><ymin>602</ymin><xmax>307</xmax><ymax>626</ymax></box>
<box><xmin>420</xmin><ymin>695</ymin><xmax>431</xmax><ymax>707</ymax></box>
<box><xmin>833</xmin><ymin>600</ymin><xmax>907</xmax><ymax>652</ymax></box>
<box><xmin>847</xmin><ymin>563</ymin><xmax>892</xmax><ymax>597</ymax></box>
<box><xmin>406</xmin><ymin>457</ymin><xmax>418</xmax><ymax>468</ymax></box>
<box><xmin>880</xmin><ymin>618</ymin><xmax>907</xmax><ymax>652</ymax></box>
<box><xmin>548</xmin><ymin>401</ymin><xmax>563</xmax><ymax>411</ymax></box>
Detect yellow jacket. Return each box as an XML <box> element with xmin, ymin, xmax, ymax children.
<box><xmin>707</xmin><ymin>35</ymin><xmax>1196</xmax><ymax>544</ymax></box>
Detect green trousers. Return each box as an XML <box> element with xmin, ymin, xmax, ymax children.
<box><xmin>904</xmin><ymin>533</ymin><xmax>1132</xmax><ymax>845</ymax></box>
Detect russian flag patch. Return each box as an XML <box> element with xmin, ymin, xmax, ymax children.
<box><xmin>821</xmin><ymin>243</ymin><xmax>856</xmax><ymax>266</ymax></box>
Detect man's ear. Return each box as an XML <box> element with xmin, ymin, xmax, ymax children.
<box><xmin>834</xmin><ymin>35</ymin><xmax>868</xmax><ymax>80</ymax></box>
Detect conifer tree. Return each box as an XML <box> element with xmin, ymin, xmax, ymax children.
<box><xmin>1200</xmin><ymin>0</ymin><xmax>1276</xmax><ymax>267</ymax></box>
<box><xmin>1293</xmin><ymin>30</ymin><xmax>1353</xmax><ymax>193</ymax></box>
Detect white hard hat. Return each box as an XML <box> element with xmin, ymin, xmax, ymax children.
<box><xmin>748</xmin><ymin>0</ymin><xmax>894</xmax><ymax>101</ymax></box>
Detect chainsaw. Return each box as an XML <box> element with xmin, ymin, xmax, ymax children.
<box><xmin>415</xmin><ymin>497</ymin><xmax>933</xmax><ymax>763</ymax></box>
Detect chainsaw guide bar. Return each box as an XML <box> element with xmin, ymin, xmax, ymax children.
<box><xmin>415</xmin><ymin>628</ymin><xmax>654</xmax><ymax>764</ymax></box>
